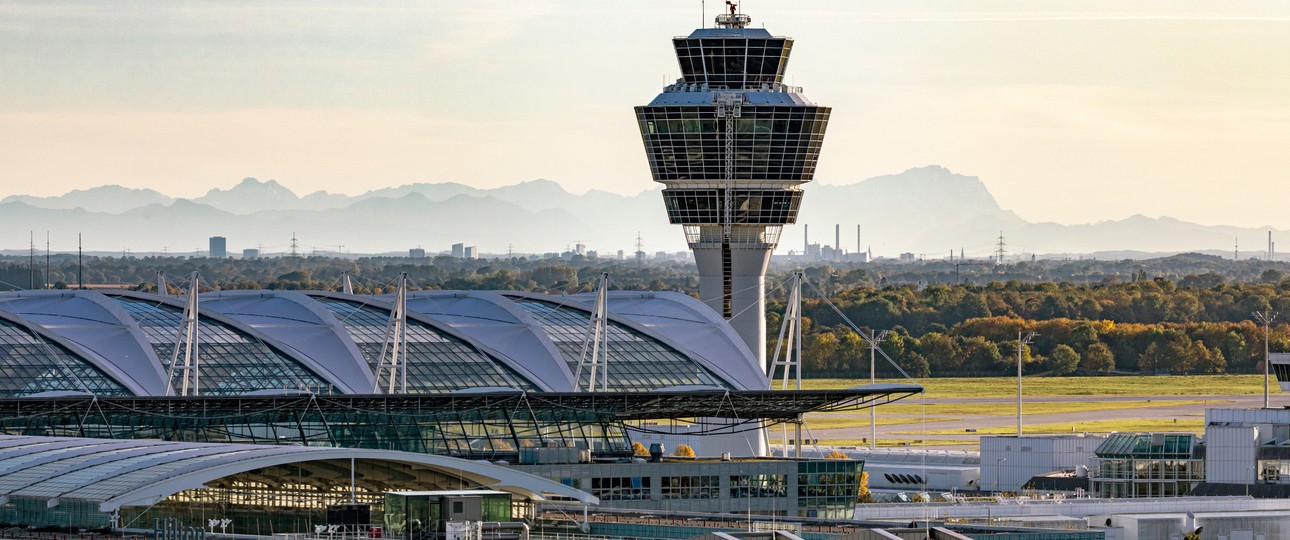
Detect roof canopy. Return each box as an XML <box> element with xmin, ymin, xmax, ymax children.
<box><xmin>0</xmin><ymin>435</ymin><xmax>597</xmax><ymax>512</ymax></box>
<box><xmin>0</xmin><ymin>289</ymin><xmax>769</xmax><ymax>396</ymax></box>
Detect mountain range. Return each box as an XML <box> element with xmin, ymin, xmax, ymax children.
<box><xmin>1</xmin><ymin>167</ymin><xmax>1282</xmax><ymax>259</ymax></box>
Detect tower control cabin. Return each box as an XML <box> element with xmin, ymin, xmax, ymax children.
<box><xmin>635</xmin><ymin>8</ymin><xmax>830</xmax><ymax>368</ymax></box>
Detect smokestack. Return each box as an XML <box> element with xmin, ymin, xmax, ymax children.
<box><xmin>804</xmin><ymin>224</ymin><xmax>809</xmax><ymax>255</ymax></box>
<box><xmin>835</xmin><ymin>224</ymin><xmax>840</xmax><ymax>260</ymax></box>
<box><xmin>856</xmin><ymin>225</ymin><xmax>861</xmax><ymax>257</ymax></box>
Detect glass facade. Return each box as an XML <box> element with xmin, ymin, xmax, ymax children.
<box><xmin>0</xmin><ymin>394</ymin><xmax>633</xmax><ymax>461</ymax></box>
<box><xmin>672</xmin><ymin>37</ymin><xmax>792</xmax><ymax>89</ymax></box>
<box><xmin>796</xmin><ymin>460</ymin><xmax>862</xmax><ymax>519</ymax></box>
<box><xmin>661</xmin><ymin>475</ymin><xmax>719</xmax><ymax>499</ymax></box>
<box><xmin>519</xmin><ymin>459</ymin><xmax>858</xmax><ymax>520</ymax></box>
<box><xmin>384</xmin><ymin>492</ymin><xmax>515</xmax><ymax>538</ymax></box>
<box><xmin>663</xmin><ymin>189</ymin><xmax>802</xmax><ymax>225</ymax></box>
<box><xmin>729</xmin><ymin>473</ymin><xmax>787</xmax><ymax>498</ymax></box>
<box><xmin>592</xmin><ymin>476</ymin><xmax>651</xmax><ymax>501</ymax></box>
<box><xmin>1090</xmin><ymin>433</ymin><xmax>1204</xmax><ymax>498</ymax></box>
<box><xmin>636</xmin><ymin>106</ymin><xmax>831</xmax><ymax>184</ymax></box>
<box><xmin>109</xmin><ymin>295</ymin><xmax>330</xmax><ymax>395</ymax></box>
<box><xmin>0</xmin><ymin>317</ymin><xmax>130</xmax><ymax>396</ymax></box>
<box><xmin>511</xmin><ymin>298</ymin><xmax>731</xmax><ymax>391</ymax></box>
<box><xmin>314</xmin><ymin>297</ymin><xmax>538</xmax><ymax>393</ymax></box>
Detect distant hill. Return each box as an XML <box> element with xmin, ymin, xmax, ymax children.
<box><xmin>1</xmin><ymin>167</ymin><xmax>1284</xmax><ymax>257</ymax></box>
<box><xmin>1</xmin><ymin>185</ymin><xmax>173</xmax><ymax>214</ymax></box>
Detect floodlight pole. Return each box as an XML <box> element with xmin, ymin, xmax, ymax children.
<box><xmin>867</xmin><ymin>329</ymin><xmax>890</xmax><ymax>449</ymax></box>
<box><xmin>1254</xmin><ymin>311</ymin><xmax>1277</xmax><ymax>409</ymax></box>
<box><xmin>1017</xmin><ymin>332</ymin><xmax>1037</xmax><ymax>436</ymax></box>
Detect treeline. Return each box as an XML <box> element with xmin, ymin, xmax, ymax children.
<box><xmin>6</xmin><ymin>253</ymin><xmax>1290</xmax><ymax>379</ymax></box>
<box><xmin>0</xmin><ymin>255</ymin><xmax>699</xmax><ymax>293</ymax></box>
<box><xmin>769</xmin><ymin>278</ymin><xmax>1290</xmax><ymax>378</ymax></box>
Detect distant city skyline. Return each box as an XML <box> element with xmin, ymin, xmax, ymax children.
<box><xmin>3</xmin><ymin>1</ymin><xmax>1290</xmax><ymax>228</ymax></box>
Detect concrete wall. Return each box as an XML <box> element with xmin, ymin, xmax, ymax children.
<box><xmin>1207</xmin><ymin>425</ymin><xmax>1259</xmax><ymax>484</ymax></box>
<box><xmin>980</xmin><ymin>435</ymin><xmax>1104</xmax><ymax>492</ymax></box>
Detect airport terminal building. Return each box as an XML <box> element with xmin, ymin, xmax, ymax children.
<box><xmin>0</xmin><ymin>288</ymin><xmax>921</xmax><ymax>529</ymax></box>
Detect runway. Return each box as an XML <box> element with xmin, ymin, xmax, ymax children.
<box><xmin>806</xmin><ymin>393</ymin><xmax>1272</xmax><ymax>451</ymax></box>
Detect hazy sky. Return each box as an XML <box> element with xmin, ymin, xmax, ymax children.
<box><xmin>2</xmin><ymin>0</ymin><xmax>1289</xmax><ymax>227</ymax></box>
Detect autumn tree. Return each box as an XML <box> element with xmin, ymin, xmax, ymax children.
<box><xmin>1081</xmin><ymin>342</ymin><xmax>1115</xmax><ymax>373</ymax></box>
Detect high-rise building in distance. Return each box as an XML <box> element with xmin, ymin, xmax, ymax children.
<box><xmin>635</xmin><ymin>6</ymin><xmax>830</xmax><ymax>368</ymax></box>
<box><xmin>209</xmin><ymin>236</ymin><xmax>227</xmax><ymax>258</ymax></box>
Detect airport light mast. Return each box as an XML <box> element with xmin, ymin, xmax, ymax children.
<box><xmin>635</xmin><ymin>4</ymin><xmax>831</xmax><ymax>368</ymax></box>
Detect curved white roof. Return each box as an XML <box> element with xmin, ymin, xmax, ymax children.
<box><xmin>562</xmin><ymin>291</ymin><xmax>767</xmax><ymax>389</ymax></box>
<box><xmin>0</xmin><ymin>289</ymin><xmax>768</xmax><ymax>396</ymax></box>
<box><xmin>0</xmin><ymin>434</ymin><xmax>596</xmax><ymax>511</ymax></box>
<box><xmin>0</xmin><ymin>290</ymin><xmax>166</xmax><ymax>394</ymax></box>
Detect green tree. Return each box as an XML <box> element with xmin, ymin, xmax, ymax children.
<box><xmin>1049</xmin><ymin>344</ymin><xmax>1080</xmax><ymax>375</ymax></box>
<box><xmin>834</xmin><ymin>330</ymin><xmax>868</xmax><ymax>374</ymax></box>
<box><xmin>1191</xmin><ymin>342</ymin><xmax>1227</xmax><ymax>374</ymax></box>
<box><xmin>1138</xmin><ymin>342</ymin><xmax>1167</xmax><ymax>374</ymax></box>
<box><xmin>961</xmin><ymin>336</ymin><xmax>1005</xmax><ymax>373</ymax></box>
<box><xmin>1081</xmin><ymin>342</ymin><xmax>1115</xmax><ymax>373</ymax></box>
<box><xmin>917</xmin><ymin>332</ymin><xmax>961</xmax><ymax>373</ymax></box>
<box><xmin>803</xmin><ymin>332</ymin><xmax>840</xmax><ymax>374</ymax></box>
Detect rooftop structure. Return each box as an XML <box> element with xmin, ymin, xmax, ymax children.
<box><xmin>1090</xmin><ymin>433</ymin><xmax>1204</xmax><ymax>498</ymax></box>
<box><xmin>0</xmin><ymin>289</ymin><xmax>770</xmax><ymax>396</ymax></box>
<box><xmin>636</xmin><ymin>8</ymin><xmax>830</xmax><ymax>369</ymax></box>
<box><xmin>0</xmin><ymin>387</ymin><xmax>917</xmax><ymax>462</ymax></box>
<box><xmin>0</xmin><ymin>434</ymin><xmax>591</xmax><ymax>531</ymax></box>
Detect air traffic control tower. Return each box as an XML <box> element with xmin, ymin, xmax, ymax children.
<box><xmin>636</xmin><ymin>7</ymin><xmax>830</xmax><ymax>370</ymax></box>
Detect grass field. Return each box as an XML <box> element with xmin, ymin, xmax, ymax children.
<box><xmin>794</xmin><ymin>415</ymin><xmax>963</xmax><ymax>430</ymax></box>
<box><xmin>813</xmin><ymin>399</ymin><xmax>1223</xmax><ymax>418</ymax></box>
<box><xmin>814</xmin><ymin>439</ymin><xmax>968</xmax><ymax>448</ymax></box>
<box><xmin>779</xmin><ymin>375</ymin><xmax>1263</xmax><ymax>449</ymax></box>
<box><xmin>801</xmin><ymin>374</ymin><xmax>1266</xmax><ymax>398</ymax></box>
<box><xmin>898</xmin><ymin>418</ymin><xmax>1206</xmax><ymax>436</ymax></box>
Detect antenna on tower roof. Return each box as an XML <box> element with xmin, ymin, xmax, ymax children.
<box><xmin>715</xmin><ymin>0</ymin><xmax>750</xmax><ymax>28</ymax></box>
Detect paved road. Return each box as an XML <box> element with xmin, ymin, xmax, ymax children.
<box><xmin>805</xmin><ymin>394</ymin><xmax>1272</xmax><ymax>451</ymax></box>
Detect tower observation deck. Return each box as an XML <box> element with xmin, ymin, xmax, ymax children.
<box><xmin>635</xmin><ymin>7</ymin><xmax>830</xmax><ymax>371</ymax></box>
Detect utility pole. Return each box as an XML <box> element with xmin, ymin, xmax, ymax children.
<box><xmin>865</xmin><ymin>328</ymin><xmax>890</xmax><ymax>449</ymax></box>
<box><xmin>290</xmin><ymin>233</ymin><xmax>299</xmax><ymax>258</ymax></box>
<box><xmin>1254</xmin><ymin>311</ymin><xmax>1278</xmax><ymax>409</ymax></box>
<box><xmin>77</xmin><ymin>234</ymin><xmax>83</xmax><ymax>290</ymax></box>
<box><xmin>1017</xmin><ymin>332</ymin><xmax>1038</xmax><ymax>435</ymax></box>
